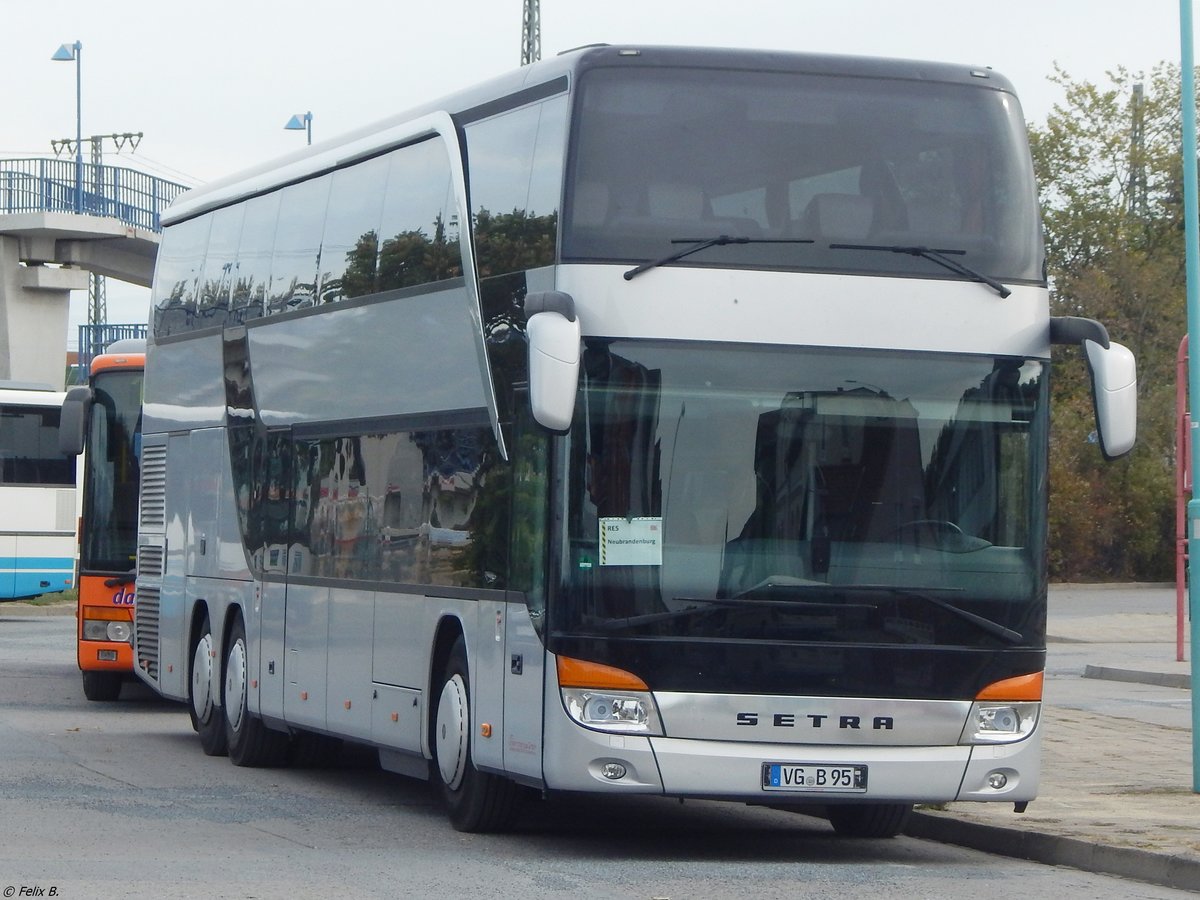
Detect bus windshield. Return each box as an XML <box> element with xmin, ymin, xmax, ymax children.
<box><xmin>563</xmin><ymin>65</ymin><xmax>1043</xmax><ymax>284</ymax></box>
<box><xmin>554</xmin><ymin>341</ymin><xmax>1047</xmax><ymax>649</ymax></box>
<box><xmin>81</xmin><ymin>369</ymin><xmax>142</xmax><ymax>573</ymax></box>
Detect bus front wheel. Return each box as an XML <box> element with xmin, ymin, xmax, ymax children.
<box><xmin>189</xmin><ymin>613</ymin><xmax>227</xmax><ymax>757</ymax></box>
<box><xmin>826</xmin><ymin>802</ymin><xmax>913</xmax><ymax>838</ymax></box>
<box><xmin>81</xmin><ymin>670</ymin><xmax>122</xmax><ymax>702</ymax></box>
<box><xmin>431</xmin><ymin>636</ymin><xmax>519</xmax><ymax>832</ymax></box>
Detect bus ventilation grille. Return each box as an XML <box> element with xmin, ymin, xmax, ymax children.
<box><xmin>135</xmin><ymin>584</ymin><xmax>161</xmax><ymax>681</ymax></box>
<box><xmin>139</xmin><ymin>444</ymin><xmax>166</xmax><ymax>530</ymax></box>
<box><xmin>137</xmin><ymin>543</ymin><xmax>164</xmax><ymax>579</ymax></box>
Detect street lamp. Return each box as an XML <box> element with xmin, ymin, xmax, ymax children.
<box><xmin>51</xmin><ymin>40</ymin><xmax>83</xmax><ymax>213</ymax></box>
<box><xmin>284</xmin><ymin>111</ymin><xmax>312</xmax><ymax>146</ymax></box>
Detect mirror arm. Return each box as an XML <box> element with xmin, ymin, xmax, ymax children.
<box><xmin>1050</xmin><ymin>316</ymin><xmax>1110</xmax><ymax>349</ymax></box>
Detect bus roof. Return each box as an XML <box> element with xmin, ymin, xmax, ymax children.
<box><xmin>163</xmin><ymin>45</ymin><xmax>1019</xmax><ymax>227</ymax></box>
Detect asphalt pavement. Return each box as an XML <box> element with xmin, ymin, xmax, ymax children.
<box><xmin>6</xmin><ymin>584</ymin><xmax>1198</xmax><ymax>892</ymax></box>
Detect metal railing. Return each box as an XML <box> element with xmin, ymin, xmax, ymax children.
<box><xmin>0</xmin><ymin>158</ymin><xmax>188</xmax><ymax>232</ymax></box>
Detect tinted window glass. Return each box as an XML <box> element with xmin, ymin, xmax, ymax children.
<box><xmin>268</xmin><ymin>176</ymin><xmax>331</xmax><ymax>314</ymax></box>
<box><xmin>377</xmin><ymin>138</ymin><xmax>462</xmax><ymax>291</ymax></box>
<box><xmin>563</xmin><ymin>67</ymin><xmax>1042</xmax><ymax>283</ymax></box>
<box><xmin>153</xmin><ymin>213</ymin><xmax>211</xmax><ymax>337</ymax></box>
<box><xmin>196</xmin><ymin>204</ymin><xmax>245</xmax><ymax>328</ymax></box>
<box><xmin>466</xmin><ymin>94</ymin><xmax>567</xmax><ymax>277</ymax></box>
<box><xmin>0</xmin><ymin>404</ymin><xmax>74</xmax><ymax>486</ymax></box>
<box><xmin>319</xmin><ymin>154</ymin><xmax>390</xmax><ymax>303</ymax></box>
<box><xmin>231</xmin><ymin>192</ymin><xmax>280</xmax><ymax>324</ymax></box>
<box><xmin>256</xmin><ymin>426</ymin><xmax>506</xmax><ymax>589</ymax></box>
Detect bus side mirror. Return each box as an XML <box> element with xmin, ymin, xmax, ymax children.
<box><xmin>1085</xmin><ymin>339</ymin><xmax>1136</xmax><ymax>459</ymax></box>
<box><xmin>524</xmin><ymin>291</ymin><xmax>581</xmax><ymax>432</ymax></box>
<box><xmin>1051</xmin><ymin>316</ymin><xmax>1137</xmax><ymax>460</ymax></box>
<box><xmin>59</xmin><ymin>386</ymin><xmax>93</xmax><ymax>457</ymax></box>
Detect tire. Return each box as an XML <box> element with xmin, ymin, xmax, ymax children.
<box><xmin>431</xmin><ymin>636</ymin><xmax>519</xmax><ymax>832</ymax></box>
<box><xmin>223</xmin><ymin>615</ymin><xmax>290</xmax><ymax>767</ymax></box>
<box><xmin>826</xmin><ymin>803</ymin><xmax>913</xmax><ymax>838</ymax></box>
<box><xmin>189</xmin><ymin>613</ymin><xmax>228</xmax><ymax>756</ymax></box>
<box><xmin>81</xmin><ymin>670</ymin><xmax>122</xmax><ymax>702</ymax></box>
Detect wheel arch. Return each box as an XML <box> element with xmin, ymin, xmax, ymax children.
<box><xmin>425</xmin><ymin>614</ymin><xmax>468</xmax><ymax>759</ymax></box>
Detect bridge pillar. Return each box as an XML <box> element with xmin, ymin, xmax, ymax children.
<box><xmin>0</xmin><ymin>233</ymin><xmax>88</xmax><ymax>389</ymax></box>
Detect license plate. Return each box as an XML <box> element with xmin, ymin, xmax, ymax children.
<box><xmin>761</xmin><ymin>762</ymin><xmax>868</xmax><ymax>793</ymax></box>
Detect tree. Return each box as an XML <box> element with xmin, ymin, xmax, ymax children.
<box><xmin>1029</xmin><ymin>64</ymin><xmax>1185</xmax><ymax>580</ymax></box>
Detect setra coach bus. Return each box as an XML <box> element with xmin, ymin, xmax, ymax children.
<box><xmin>132</xmin><ymin>45</ymin><xmax>1137</xmax><ymax>836</ymax></box>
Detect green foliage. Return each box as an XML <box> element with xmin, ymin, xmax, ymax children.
<box><xmin>1031</xmin><ymin>64</ymin><xmax>1185</xmax><ymax>580</ymax></box>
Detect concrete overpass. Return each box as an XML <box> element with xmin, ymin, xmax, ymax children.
<box><xmin>0</xmin><ymin>158</ymin><xmax>188</xmax><ymax>388</ymax></box>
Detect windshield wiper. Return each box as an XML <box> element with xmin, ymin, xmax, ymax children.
<box><xmin>875</xmin><ymin>585</ymin><xmax>1024</xmax><ymax>645</ymax></box>
<box><xmin>829</xmin><ymin>243</ymin><xmax>1011</xmax><ymax>299</ymax></box>
<box><xmin>593</xmin><ymin>598</ymin><xmax>736</xmax><ymax>631</ymax></box>
<box><xmin>623</xmin><ymin>236</ymin><xmax>814</xmax><ymax>281</ymax></box>
<box><xmin>594</xmin><ymin>594</ymin><xmax>857</xmax><ymax>633</ymax></box>
<box><xmin>730</xmin><ymin>579</ymin><xmax>1024</xmax><ymax>646</ymax></box>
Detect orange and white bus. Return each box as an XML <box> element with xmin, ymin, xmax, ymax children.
<box><xmin>60</xmin><ymin>339</ymin><xmax>144</xmax><ymax>701</ymax></box>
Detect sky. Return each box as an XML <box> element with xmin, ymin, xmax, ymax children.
<box><xmin>2</xmin><ymin>0</ymin><xmax>1192</xmax><ymax>338</ymax></box>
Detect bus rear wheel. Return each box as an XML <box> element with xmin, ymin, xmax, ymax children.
<box><xmin>223</xmin><ymin>615</ymin><xmax>289</xmax><ymax>767</ymax></box>
<box><xmin>431</xmin><ymin>636</ymin><xmax>519</xmax><ymax>832</ymax></box>
<box><xmin>190</xmin><ymin>613</ymin><xmax>227</xmax><ymax>756</ymax></box>
<box><xmin>826</xmin><ymin>802</ymin><xmax>913</xmax><ymax>838</ymax></box>
<box><xmin>81</xmin><ymin>670</ymin><xmax>122</xmax><ymax>702</ymax></box>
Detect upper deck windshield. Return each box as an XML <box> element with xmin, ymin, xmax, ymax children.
<box><xmin>554</xmin><ymin>341</ymin><xmax>1047</xmax><ymax>652</ymax></box>
<box><xmin>562</xmin><ymin>65</ymin><xmax>1043</xmax><ymax>284</ymax></box>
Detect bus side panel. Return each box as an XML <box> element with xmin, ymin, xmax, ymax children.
<box><xmin>10</xmin><ymin>532</ymin><xmax>73</xmax><ymax>597</ymax></box>
<box><xmin>283</xmin><ymin>582</ymin><xmax>330</xmax><ymax>731</ymax></box>
<box><xmin>0</xmin><ymin>532</ymin><xmax>14</xmax><ymax>597</ymax></box>
<box><xmin>245</xmin><ymin>288</ymin><xmax>492</xmax><ymax>429</ymax></box>
<box><xmin>472</xmin><ymin>597</ymin><xmax>507</xmax><ymax>772</ymax></box>
<box><xmin>326</xmin><ymin>585</ymin><xmax>374</xmax><ymax>741</ymax></box>
<box><xmin>156</xmin><ymin>432</ymin><xmax>193</xmax><ymax>701</ymax></box>
<box><xmin>372</xmin><ymin>591</ymin><xmax>429</xmax><ymax>689</ymax></box>
<box><xmin>257</xmin><ymin>579</ymin><xmax>286</xmax><ymax>720</ymax></box>
<box><xmin>502</xmin><ymin>602</ymin><xmax>545</xmax><ymax>782</ymax></box>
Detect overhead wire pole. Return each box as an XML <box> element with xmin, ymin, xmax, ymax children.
<box><xmin>1178</xmin><ymin>0</ymin><xmax>1200</xmax><ymax>793</ymax></box>
<box><xmin>88</xmin><ymin>136</ymin><xmax>106</xmax><ymax>325</ymax></box>
<box><xmin>521</xmin><ymin>0</ymin><xmax>541</xmax><ymax>66</ymax></box>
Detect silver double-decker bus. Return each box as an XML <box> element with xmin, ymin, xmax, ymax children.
<box><xmin>134</xmin><ymin>45</ymin><xmax>1136</xmax><ymax>836</ymax></box>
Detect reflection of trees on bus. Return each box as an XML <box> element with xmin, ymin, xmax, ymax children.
<box><xmin>155</xmin><ymin>207</ymin><xmax>557</xmax><ymax>337</ymax></box>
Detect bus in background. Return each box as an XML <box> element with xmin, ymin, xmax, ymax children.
<box><xmin>0</xmin><ymin>383</ymin><xmax>76</xmax><ymax>601</ymax></box>
<box><xmin>60</xmin><ymin>340</ymin><xmax>144</xmax><ymax>701</ymax></box>
<box><xmin>133</xmin><ymin>46</ymin><xmax>1136</xmax><ymax>837</ymax></box>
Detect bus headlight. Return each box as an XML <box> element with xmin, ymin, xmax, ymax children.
<box><xmin>556</xmin><ymin>655</ymin><xmax>663</xmax><ymax>735</ymax></box>
<box><xmin>561</xmin><ymin>688</ymin><xmax>663</xmax><ymax>735</ymax></box>
<box><xmin>960</xmin><ymin>702</ymin><xmax>1039</xmax><ymax>744</ymax></box>
<box><xmin>83</xmin><ymin>619</ymin><xmax>133</xmax><ymax>644</ymax></box>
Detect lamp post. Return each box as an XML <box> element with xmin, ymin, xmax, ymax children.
<box><xmin>51</xmin><ymin>40</ymin><xmax>83</xmax><ymax>213</ymax></box>
<box><xmin>284</xmin><ymin>111</ymin><xmax>313</xmax><ymax>145</ymax></box>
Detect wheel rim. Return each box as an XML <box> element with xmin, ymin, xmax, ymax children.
<box><xmin>224</xmin><ymin>636</ymin><xmax>247</xmax><ymax>732</ymax></box>
<box><xmin>435</xmin><ymin>673</ymin><xmax>469</xmax><ymax>790</ymax></box>
<box><xmin>192</xmin><ymin>633</ymin><xmax>214</xmax><ymax>721</ymax></box>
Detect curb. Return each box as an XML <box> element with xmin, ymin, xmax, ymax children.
<box><xmin>1083</xmin><ymin>664</ymin><xmax>1191</xmax><ymax>690</ymax></box>
<box><xmin>906</xmin><ymin>811</ymin><xmax>1200</xmax><ymax>893</ymax></box>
